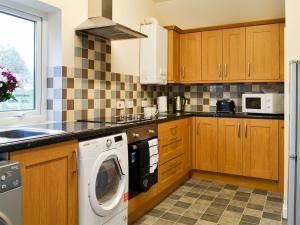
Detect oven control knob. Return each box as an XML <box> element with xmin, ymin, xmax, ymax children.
<box><xmin>106</xmin><ymin>139</ymin><xmax>112</xmax><ymax>147</ymax></box>
<box><xmin>133</xmin><ymin>133</ymin><xmax>140</xmax><ymax>138</ymax></box>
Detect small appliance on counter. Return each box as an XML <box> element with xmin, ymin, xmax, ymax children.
<box><xmin>216</xmin><ymin>99</ymin><xmax>236</xmax><ymax>114</ymax></box>
<box><xmin>173</xmin><ymin>96</ymin><xmax>186</xmax><ymax>112</ymax></box>
<box><xmin>242</xmin><ymin>93</ymin><xmax>284</xmax><ymax>114</ymax></box>
<box><xmin>157</xmin><ymin>96</ymin><xmax>168</xmax><ymax>113</ymax></box>
<box><xmin>127</xmin><ymin>124</ymin><xmax>158</xmax><ymax>199</ymax></box>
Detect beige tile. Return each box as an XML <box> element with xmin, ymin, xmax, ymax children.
<box><xmin>134</xmin><ymin>215</ymin><xmax>159</xmax><ymax>225</ymax></box>
<box><xmin>243</xmin><ymin>208</ymin><xmax>263</xmax><ymax>218</ymax></box>
<box><xmin>168</xmin><ymin>206</ymin><xmax>187</xmax><ymax>215</ymax></box>
<box><xmin>183</xmin><ymin>209</ymin><xmax>203</xmax><ymax>219</ymax></box>
<box><xmin>152</xmin><ymin>219</ymin><xmax>175</xmax><ymax>225</ymax></box>
<box><xmin>260</xmin><ymin>218</ymin><xmax>282</xmax><ymax>225</ymax></box>
<box><xmin>218</xmin><ymin>216</ymin><xmax>240</xmax><ymax>225</ymax></box>
<box><xmin>222</xmin><ymin>210</ymin><xmax>243</xmax><ymax>219</ymax></box>
<box><xmin>179</xmin><ymin>196</ymin><xmax>197</xmax><ymax>204</ymax></box>
<box><xmin>229</xmin><ymin>200</ymin><xmax>248</xmax><ymax>208</ymax></box>
<box><xmin>196</xmin><ymin>219</ymin><xmax>217</xmax><ymax>225</ymax></box>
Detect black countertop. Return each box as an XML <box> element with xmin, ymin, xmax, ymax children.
<box><xmin>0</xmin><ymin>112</ymin><xmax>284</xmax><ymax>153</ymax></box>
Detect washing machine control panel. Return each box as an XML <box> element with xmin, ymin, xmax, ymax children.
<box><xmin>0</xmin><ymin>161</ymin><xmax>21</xmax><ymax>193</ymax></box>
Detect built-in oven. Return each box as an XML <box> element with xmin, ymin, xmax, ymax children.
<box><xmin>127</xmin><ymin>124</ymin><xmax>158</xmax><ymax>199</ymax></box>
<box><xmin>242</xmin><ymin>93</ymin><xmax>284</xmax><ymax>114</ymax></box>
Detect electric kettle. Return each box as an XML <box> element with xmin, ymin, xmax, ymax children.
<box><xmin>173</xmin><ymin>96</ymin><xmax>186</xmax><ymax>112</ymax></box>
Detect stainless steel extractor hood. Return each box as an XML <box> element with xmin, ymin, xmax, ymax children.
<box><xmin>76</xmin><ymin>0</ymin><xmax>147</xmax><ymax>40</ymax></box>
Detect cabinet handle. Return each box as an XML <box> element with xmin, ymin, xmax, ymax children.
<box><xmin>197</xmin><ymin>123</ymin><xmax>200</xmax><ymax>135</ymax></box>
<box><xmin>72</xmin><ymin>150</ymin><xmax>77</xmax><ymax>174</ymax></box>
<box><xmin>247</xmin><ymin>63</ymin><xmax>251</xmax><ymax>77</ymax></box>
<box><xmin>169</xmin><ymin>126</ymin><xmax>177</xmax><ymax>129</ymax></box>
<box><xmin>219</xmin><ymin>64</ymin><xmax>222</xmax><ymax>77</ymax></box>
<box><xmin>237</xmin><ymin>123</ymin><xmax>240</xmax><ymax>137</ymax></box>
<box><xmin>169</xmin><ymin>137</ymin><xmax>178</xmax><ymax>143</ymax></box>
<box><xmin>224</xmin><ymin>64</ymin><xmax>227</xmax><ymax>77</ymax></box>
<box><xmin>244</xmin><ymin>123</ymin><xmax>248</xmax><ymax>138</ymax></box>
<box><xmin>182</xmin><ymin>66</ymin><xmax>185</xmax><ymax>78</ymax></box>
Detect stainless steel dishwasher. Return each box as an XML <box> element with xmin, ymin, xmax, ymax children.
<box><xmin>0</xmin><ymin>161</ymin><xmax>22</xmax><ymax>225</ymax></box>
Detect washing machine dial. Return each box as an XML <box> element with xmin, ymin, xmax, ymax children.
<box><xmin>106</xmin><ymin>139</ymin><xmax>112</xmax><ymax>147</ymax></box>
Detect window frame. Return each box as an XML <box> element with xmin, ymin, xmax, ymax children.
<box><xmin>0</xmin><ymin>2</ymin><xmax>47</xmax><ymax>125</ymax></box>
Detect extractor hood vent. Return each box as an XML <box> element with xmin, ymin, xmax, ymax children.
<box><xmin>76</xmin><ymin>0</ymin><xmax>147</xmax><ymax>40</ymax></box>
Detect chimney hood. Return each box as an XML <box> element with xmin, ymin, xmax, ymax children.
<box><xmin>76</xmin><ymin>0</ymin><xmax>147</xmax><ymax>40</ymax></box>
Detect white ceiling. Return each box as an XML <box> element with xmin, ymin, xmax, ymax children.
<box><xmin>154</xmin><ymin>0</ymin><xmax>285</xmax><ymax>29</ymax></box>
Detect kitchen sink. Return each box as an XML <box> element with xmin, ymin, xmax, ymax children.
<box><xmin>0</xmin><ymin>128</ymin><xmax>64</xmax><ymax>143</ymax></box>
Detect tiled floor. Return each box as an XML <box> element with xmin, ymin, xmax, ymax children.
<box><xmin>134</xmin><ymin>179</ymin><xmax>287</xmax><ymax>225</ymax></box>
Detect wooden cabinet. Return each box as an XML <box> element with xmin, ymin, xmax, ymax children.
<box><xmin>278</xmin><ymin>120</ymin><xmax>284</xmax><ymax>192</ymax></box>
<box><xmin>180</xmin><ymin>32</ymin><xmax>202</xmax><ymax>83</ymax></box>
<box><xmin>195</xmin><ymin>117</ymin><xmax>218</xmax><ymax>172</ymax></box>
<box><xmin>223</xmin><ymin>27</ymin><xmax>246</xmax><ymax>81</ymax></box>
<box><xmin>10</xmin><ymin>141</ymin><xmax>78</xmax><ymax>225</ymax></box>
<box><xmin>218</xmin><ymin>118</ymin><xmax>243</xmax><ymax>175</ymax></box>
<box><xmin>243</xmin><ymin>119</ymin><xmax>279</xmax><ymax>180</ymax></box>
<box><xmin>168</xmin><ymin>30</ymin><xmax>180</xmax><ymax>83</ymax></box>
<box><xmin>280</xmin><ymin>23</ymin><xmax>285</xmax><ymax>81</ymax></box>
<box><xmin>246</xmin><ymin>24</ymin><xmax>280</xmax><ymax>80</ymax></box>
<box><xmin>202</xmin><ymin>30</ymin><xmax>223</xmax><ymax>81</ymax></box>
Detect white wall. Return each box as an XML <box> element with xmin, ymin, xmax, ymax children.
<box><xmin>155</xmin><ymin>0</ymin><xmax>285</xmax><ymax>29</ymax></box>
<box><xmin>111</xmin><ymin>0</ymin><xmax>158</xmax><ymax>76</ymax></box>
<box><xmin>283</xmin><ymin>0</ymin><xmax>300</xmax><ymax>218</ymax></box>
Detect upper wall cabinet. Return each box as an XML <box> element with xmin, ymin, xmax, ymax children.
<box><xmin>246</xmin><ymin>24</ymin><xmax>280</xmax><ymax>81</ymax></box>
<box><xmin>166</xmin><ymin>19</ymin><xmax>284</xmax><ymax>84</ymax></box>
<box><xmin>180</xmin><ymin>32</ymin><xmax>202</xmax><ymax>83</ymax></box>
<box><xmin>202</xmin><ymin>30</ymin><xmax>223</xmax><ymax>81</ymax></box>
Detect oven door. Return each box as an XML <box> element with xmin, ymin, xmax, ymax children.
<box><xmin>242</xmin><ymin>95</ymin><xmax>266</xmax><ymax>113</ymax></box>
<box><xmin>88</xmin><ymin>149</ymin><xmax>126</xmax><ymax>217</ymax></box>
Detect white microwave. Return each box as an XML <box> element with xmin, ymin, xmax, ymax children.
<box><xmin>242</xmin><ymin>93</ymin><xmax>284</xmax><ymax>114</ymax></box>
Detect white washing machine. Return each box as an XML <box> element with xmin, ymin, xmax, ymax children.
<box><xmin>78</xmin><ymin>133</ymin><xmax>128</xmax><ymax>225</ymax></box>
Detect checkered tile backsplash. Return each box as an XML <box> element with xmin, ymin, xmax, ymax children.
<box><xmin>47</xmin><ymin>34</ymin><xmax>284</xmax><ymax>122</ymax></box>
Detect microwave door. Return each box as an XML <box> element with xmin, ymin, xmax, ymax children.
<box><xmin>245</xmin><ymin>97</ymin><xmax>263</xmax><ymax>113</ymax></box>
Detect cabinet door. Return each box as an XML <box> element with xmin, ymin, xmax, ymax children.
<box><xmin>243</xmin><ymin>119</ymin><xmax>279</xmax><ymax>180</ymax></box>
<box><xmin>223</xmin><ymin>27</ymin><xmax>246</xmax><ymax>81</ymax></box>
<box><xmin>218</xmin><ymin>118</ymin><xmax>243</xmax><ymax>175</ymax></box>
<box><xmin>10</xmin><ymin>141</ymin><xmax>78</xmax><ymax>225</ymax></box>
<box><xmin>168</xmin><ymin>30</ymin><xmax>180</xmax><ymax>83</ymax></box>
<box><xmin>183</xmin><ymin>118</ymin><xmax>192</xmax><ymax>173</ymax></box>
<box><xmin>246</xmin><ymin>24</ymin><xmax>280</xmax><ymax>80</ymax></box>
<box><xmin>180</xmin><ymin>32</ymin><xmax>202</xmax><ymax>82</ymax></box>
<box><xmin>202</xmin><ymin>30</ymin><xmax>223</xmax><ymax>81</ymax></box>
<box><xmin>195</xmin><ymin>117</ymin><xmax>218</xmax><ymax>172</ymax></box>
<box><xmin>279</xmin><ymin>23</ymin><xmax>285</xmax><ymax>81</ymax></box>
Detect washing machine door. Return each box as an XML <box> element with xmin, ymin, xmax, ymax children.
<box><xmin>88</xmin><ymin>149</ymin><xmax>126</xmax><ymax>217</ymax></box>
<box><xmin>0</xmin><ymin>212</ymin><xmax>12</xmax><ymax>225</ymax></box>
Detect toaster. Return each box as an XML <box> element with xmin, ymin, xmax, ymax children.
<box><xmin>216</xmin><ymin>99</ymin><xmax>236</xmax><ymax>113</ymax></box>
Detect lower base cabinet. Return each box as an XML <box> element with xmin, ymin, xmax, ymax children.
<box><xmin>10</xmin><ymin>141</ymin><xmax>78</xmax><ymax>225</ymax></box>
<box><xmin>195</xmin><ymin>117</ymin><xmax>281</xmax><ymax>181</ymax></box>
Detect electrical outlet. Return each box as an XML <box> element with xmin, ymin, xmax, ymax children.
<box><xmin>117</xmin><ymin>100</ymin><xmax>125</xmax><ymax>109</ymax></box>
<box><xmin>141</xmin><ymin>100</ymin><xmax>148</xmax><ymax>107</ymax></box>
<box><xmin>126</xmin><ymin>100</ymin><xmax>133</xmax><ymax>109</ymax></box>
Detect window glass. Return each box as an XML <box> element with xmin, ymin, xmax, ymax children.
<box><xmin>0</xmin><ymin>11</ymin><xmax>36</xmax><ymax>112</ymax></box>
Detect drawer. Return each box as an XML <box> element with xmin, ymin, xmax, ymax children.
<box><xmin>158</xmin><ymin>119</ymin><xmax>187</xmax><ymax>140</ymax></box>
<box><xmin>159</xmin><ymin>137</ymin><xmax>184</xmax><ymax>164</ymax></box>
<box><xmin>158</xmin><ymin>154</ymin><xmax>185</xmax><ymax>191</ymax></box>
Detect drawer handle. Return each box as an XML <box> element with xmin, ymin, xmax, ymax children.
<box><xmin>169</xmin><ymin>126</ymin><xmax>177</xmax><ymax>129</ymax></box>
<box><xmin>247</xmin><ymin>63</ymin><xmax>251</xmax><ymax>77</ymax></box>
<box><xmin>244</xmin><ymin>123</ymin><xmax>247</xmax><ymax>138</ymax></box>
<box><xmin>148</xmin><ymin>129</ymin><xmax>156</xmax><ymax>134</ymax></box>
<box><xmin>237</xmin><ymin>123</ymin><xmax>240</xmax><ymax>137</ymax></box>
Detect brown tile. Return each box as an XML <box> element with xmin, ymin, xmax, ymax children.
<box><xmin>210</xmin><ymin>202</ymin><xmax>227</xmax><ymax>210</ymax></box>
<box><xmin>100</xmin><ymin>72</ymin><xmax>106</xmax><ymax>80</ymax></box>
<box><xmin>106</xmin><ymin>99</ymin><xmax>111</xmax><ymax>107</ymax></box>
<box><xmin>101</xmin><ymin>53</ymin><xmax>106</xmax><ymax>61</ymax></box>
<box><xmin>106</xmin><ymin>45</ymin><xmax>111</xmax><ymax>53</ymax></box>
<box><xmin>67</xmin><ymin>78</ymin><xmax>74</xmax><ymax>88</ymax></box>
<box><xmin>203</xmin><ymin>99</ymin><xmax>210</xmax><ymax>105</ymax></box>
<box><xmin>200</xmin><ymin>195</ymin><xmax>214</xmax><ymax>201</ymax></box>
<box><xmin>266</xmin><ymin>196</ymin><xmax>282</xmax><ymax>203</ymax></box>
<box><xmin>66</xmin><ymin>99</ymin><xmax>74</xmax><ymax>110</ymax></box>
<box><xmin>116</xmin><ymin>73</ymin><xmax>121</xmax><ymax>81</ymax></box>
<box><xmin>100</xmin><ymin>90</ymin><xmax>105</xmax><ymax>98</ymax></box>
<box><xmin>121</xmin><ymin>83</ymin><xmax>125</xmax><ymax>90</ymax></box>
<box><xmin>224</xmin><ymin>184</ymin><xmax>239</xmax><ymax>190</ymax></box>
<box><xmin>88</xmin><ymin>99</ymin><xmax>94</xmax><ymax>109</ymax></box>
<box><xmin>62</xmin><ymin>89</ymin><xmax>67</xmax><ymax>99</ymax></box>
<box><xmin>62</xmin><ymin>111</ymin><xmax>67</xmax><ymax>122</ymax></box>
<box><xmin>81</xmin><ymin>110</ymin><xmax>88</xmax><ymax>120</ymax></box>
<box><xmin>169</xmin><ymin>194</ymin><xmax>181</xmax><ymax>200</ymax></box>
<box><xmin>62</xmin><ymin>66</ymin><xmax>67</xmax><ymax>77</ymax></box>
<box><xmin>89</xmin><ymin>60</ymin><xmax>94</xmax><ymax>69</ymax></box>
<box><xmin>82</xmin><ymin>69</ymin><xmax>88</xmax><ymax>79</ymax></box>
<box><xmin>233</xmin><ymin>195</ymin><xmax>249</xmax><ymax>202</ymax></box>
<box><xmin>148</xmin><ymin>208</ymin><xmax>164</xmax><ymax>217</ymax></box>
<box><xmin>214</xmin><ymin>198</ymin><xmax>230</xmax><ymax>205</ymax></box>
<box><xmin>82</xmin><ymin>90</ymin><xmax>88</xmax><ymax>99</ymax></box>
<box><xmin>185</xmin><ymin>192</ymin><xmax>201</xmax><ymax>199</ymax></box>
<box><xmin>227</xmin><ymin>205</ymin><xmax>244</xmax><ymax>213</ymax></box>
<box><xmin>246</xmin><ymin>203</ymin><xmax>264</xmax><ymax>211</ymax></box>
<box><xmin>89</xmin><ymin>40</ymin><xmax>94</xmax><ymax>50</ymax></box>
<box><xmin>205</xmin><ymin>207</ymin><xmax>224</xmax><ymax>216</ymax></box>
<box><xmin>253</xmin><ymin>189</ymin><xmax>268</xmax><ymax>195</ymax></box>
<box><xmin>82</xmin><ymin>49</ymin><xmax>88</xmax><ymax>58</ymax></box>
<box><xmin>106</xmin><ymin>63</ymin><xmax>111</xmax><ymax>72</ymax></box>
<box><xmin>88</xmin><ymin>80</ymin><xmax>94</xmax><ymax>89</ymax></box>
<box><xmin>106</xmin><ymin>81</ymin><xmax>111</xmax><ymax>89</ymax></box>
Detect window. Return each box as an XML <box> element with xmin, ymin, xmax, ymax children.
<box><xmin>0</xmin><ymin>3</ymin><xmax>45</xmax><ymax>123</ymax></box>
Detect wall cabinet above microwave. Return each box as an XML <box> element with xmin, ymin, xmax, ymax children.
<box><xmin>166</xmin><ymin>19</ymin><xmax>285</xmax><ymax>84</ymax></box>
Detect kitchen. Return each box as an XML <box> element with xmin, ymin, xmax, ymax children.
<box><xmin>0</xmin><ymin>0</ymin><xmax>294</xmax><ymax>225</ymax></box>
